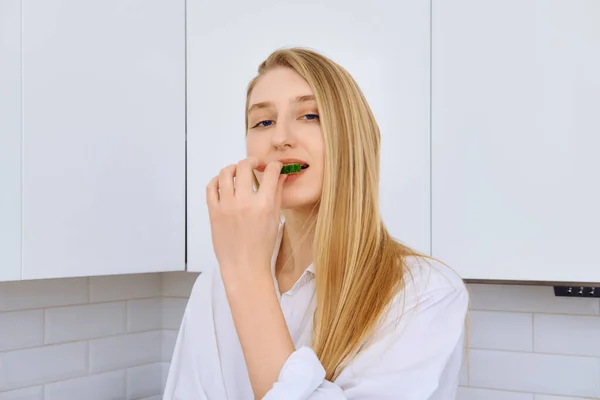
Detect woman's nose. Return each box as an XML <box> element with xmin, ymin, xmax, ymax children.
<box><xmin>271</xmin><ymin>121</ymin><xmax>295</xmax><ymax>149</ymax></box>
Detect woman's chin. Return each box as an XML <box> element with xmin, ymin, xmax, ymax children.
<box><xmin>280</xmin><ymin>193</ymin><xmax>320</xmax><ymax>213</ymax></box>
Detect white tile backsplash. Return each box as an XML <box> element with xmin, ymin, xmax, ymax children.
<box><xmin>45</xmin><ymin>302</ymin><xmax>127</xmax><ymax>344</ymax></box>
<box><xmin>0</xmin><ymin>342</ymin><xmax>87</xmax><ymax>391</ymax></box>
<box><xmin>89</xmin><ymin>331</ymin><xmax>162</xmax><ymax>374</ymax></box>
<box><xmin>0</xmin><ymin>310</ymin><xmax>43</xmax><ymax>351</ymax></box>
<box><xmin>161</xmin><ymin>363</ymin><xmax>170</xmax><ymax>391</ymax></box>
<box><xmin>0</xmin><ymin>386</ymin><xmax>43</xmax><ymax>400</ymax></box>
<box><xmin>126</xmin><ymin>363</ymin><xmax>164</xmax><ymax>399</ymax></box>
<box><xmin>89</xmin><ymin>274</ymin><xmax>161</xmax><ymax>303</ymax></box>
<box><xmin>1</xmin><ymin>275</ymin><xmax>599</xmax><ymax>398</ymax></box>
<box><xmin>161</xmin><ymin>298</ymin><xmax>187</xmax><ymax>330</ymax></box>
<box><xmin>469</xmin><ymin>349</ymin><xmax>600</xmax><ymax>398</ymax></box>
<box><xmin>161</xmin><ymin>272</ymin><xmax>199</xmax><ymax>298</ymax></box>
<box><xmin>468</xmin><ymin>311</ymin><xmax>533</xmax><ymax>351</ymax></box>
<box><xmin>161</xmin><ymin>330</ymin><xmax>178</xmax><ymax>363</ymax></box>
<box><xmin>44</xmin><ymin>370</ymin><xmax>125</xmax><ymax>400</ymax></box>
<box><xmin>0</xmin><ymin>278</ymin><xmax>88</xmax><ymax>312</ymax></box>
<box><xmin>462</xmin><ymin>284</ymin><xmax>600</xmax><ymax>399</ymax></box>
<box><xmin>534</xmin><ymin>314</ymin><xmax>600</xmax><ymax>357</ymax></box>
<box><xmin>0</xmin><ymin>273</ymin><xmax>165</xmax><ymax>397</ymax></box>
<box><xmin>127</xmin><ymin>299</ymin><xmax>162</xmax><ymax>333</ymax></box>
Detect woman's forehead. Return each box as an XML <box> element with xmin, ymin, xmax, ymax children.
<box><xmin>249</xmin><ymin>68</ymin><xmax>314</xmax><ymax>105</ymax></box>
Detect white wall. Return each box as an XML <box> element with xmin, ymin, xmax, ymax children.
<box><xmin>1</xmin><ymin>273</ymin><xmax>599</xmax><ymax>399</ymax></box>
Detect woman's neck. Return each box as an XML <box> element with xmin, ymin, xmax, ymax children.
<box><xmin>277</xmin><ymin>207</ymin><xmax>317</xmax><ymax>278</ymax></box>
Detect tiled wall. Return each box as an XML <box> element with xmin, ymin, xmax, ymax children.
<box><xmin>1</xmin><ymin>273</ymin><xmax>599</xmax><ymax>399</ymax></box>
<box><xmin>459</xmin><ymin>284</ymin><xmax>600</xmax><ymax>400</ymax></box>
<box><xmin>0</xmin><ymin>272</ymin><xmax>184</xmax><ymax>400</ymax></box>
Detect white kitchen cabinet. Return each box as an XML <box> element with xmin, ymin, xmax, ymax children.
<box><xmin>186</xmin><ymin>0</ymin><xmax>432</xmax><ymax>272</ymax></box>
<box><xmin>0</xmin><ymin>0</ymin><xmax>22</xmax><ymax>282</ymax></box>
<box><xmin>20</xmin><ymin>0</ymin><xmax>186</xmax><ymax>279</ymax></box>
<box><xmin>432</xmin><ymin>0</ymin><xmax>600</xmax><ymax>282</ymax></box>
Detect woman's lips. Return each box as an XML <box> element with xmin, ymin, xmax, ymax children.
<box><xmin>284</xmin><ymin>166</ymin><xmax>308</xmax><ymax>183</ymax></box>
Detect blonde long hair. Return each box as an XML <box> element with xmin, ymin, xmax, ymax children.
<box><xmin>245</xmin><ymin>48</ymin><xmax>429</xmax><ymax>381</ymax></box>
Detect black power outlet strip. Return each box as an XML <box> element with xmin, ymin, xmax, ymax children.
<box><xmin>554</xmin><ymin>286</ymin><xmax>599</xmax><ymax>298</ymax></box>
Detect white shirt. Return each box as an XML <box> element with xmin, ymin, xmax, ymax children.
<box><xmin>163</xmin><ymin>221</ymin><xmax>469</xmax><ymax>400</ymax></box>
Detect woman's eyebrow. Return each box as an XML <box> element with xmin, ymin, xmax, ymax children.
<box><xmin>247</xmin><ymin>95</ymin><xmax>316</xmax><ymax>113</ymax></box>
<box><xmin>247</xmin><ymin>102</ymin><xmax>272</xmax><ymax>114</ymax></box>
<box><xmin>294</xmin><ymin>95</ymin><xmax>316</xmax><ymax>103</ymax></box>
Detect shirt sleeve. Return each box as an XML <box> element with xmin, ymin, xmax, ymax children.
<box><xmin>162</xmin><ymin>307</ymin><xmax>187</xmax><ymax>399</ymax></box>
<box><xmin>162</xmin><ymin>274</ymin><xmax>216</xmax><ymax>400</ymax></box>
<box><xmin>262</xmin><ymin>268</ymin><xmax>469</xmax><ymax>400</ymax></box>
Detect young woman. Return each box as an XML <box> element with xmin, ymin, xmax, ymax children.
<box><xmin>163</xmin><ymin>47</ymin><xmax>469</xmax><ymax>400</ymax></box>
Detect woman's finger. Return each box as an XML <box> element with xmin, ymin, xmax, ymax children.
<box><xmin>218</xmin><ymin>164</ymin><xmax>236</xmax><ymax>204</ymax></box>
<box><xmin>235</xmin><ymin>158</ymin><xmax>259</xmax><ymax>198</ymax></box>
<box><xmin>274</xmin><ymin>173</ymin><xmax>287</xmax><ymax>214</ymax></box>
<box><xmin>258</xmin><ymin>161</ymin><xmax>283</xmax><ymax>197</ymax></box>
<box><xmin>206</xmin><ymin>175</ymin><xmax>220</xmax><ymax>210</ymax></box>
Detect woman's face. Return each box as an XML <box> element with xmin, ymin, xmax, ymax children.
<box><xmin>246</xmin><ymin>67</ymin><xmax>324</xmax><ymax>210</ymax></box>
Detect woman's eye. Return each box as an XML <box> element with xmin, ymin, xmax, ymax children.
<box><xmin>252</xmin><ymin>120</ymin><xmax>273</xmax><ymax>128</ymax></box>
<box><xmin>303</xmin><ymin>114</ymin><xmax>319</xmax><ymax>121</ymax></box>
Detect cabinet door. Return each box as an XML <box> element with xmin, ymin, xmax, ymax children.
<box><xmin>432</xmin><ymin>0</ymin><xmax>600</xmax><ymax>282</ymax></box>
<box><xmin>21</xmin><ymin>0</ymin><xmax>186</xmax><ymax>279</ymax></box>
<box><xmin>0</xmin><ymin>0</ymin><xmax>22</xmax><ymax>282</ymax></box>
<box><xmin>187</xmin><ymin>0</ymin><xmax>431</xmax><ymax>272</ymax></box>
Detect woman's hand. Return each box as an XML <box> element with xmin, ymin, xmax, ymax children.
<box><xmin>207</xmin><ymin>158</ymin><xmax>297</xmax><ymax>399</ymax></box>
<box><xmin>206</xmin><ymin>158</ymin><xmax>287</xmax><ymax>282</ymax></box>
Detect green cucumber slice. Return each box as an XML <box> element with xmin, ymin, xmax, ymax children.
<box><xmin>281</xmin><ymin>163</ymin><xmax>302</xmax><ymax>174</ymax></box>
